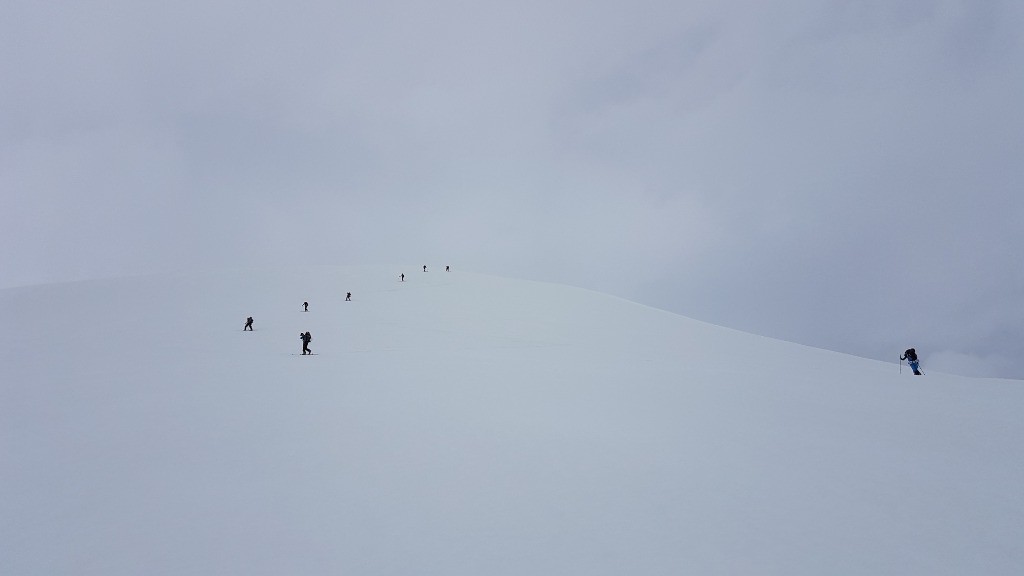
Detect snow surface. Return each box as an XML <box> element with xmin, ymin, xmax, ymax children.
<box><xmin>2</xmin><ymin>266</ymin><xmax>1022</xmax><ymax>575</ymax></box>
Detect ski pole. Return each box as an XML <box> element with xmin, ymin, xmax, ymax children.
<box><xmin>899</xmin><ymin>358</ymin><xmax>902</xmax><ymax>374</ymax></box>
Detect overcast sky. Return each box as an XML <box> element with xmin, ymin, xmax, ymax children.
<box><xmin>3</xmin><ymin>0</ymin><xmax>1022</xmax><ymax>378</ymax></box>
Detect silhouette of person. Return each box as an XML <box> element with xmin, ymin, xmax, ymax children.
<box><xmin>446</xmin><ymin>265</ymin><xmax>450</xmax><ymax>272</ymax></box>
<box><xmin>423</xmin><ymin>265</ymin><xmax>427</xmax><ymax>272</ymax></box>
<box><xmin>244</xmin><ymin>317</ymin><xmax>253</xmax><ymax>331</ymax></box>
<box><xmin>300</xmin><ymin>331</ymin><xmax>312</xmax><ymax>355</ymax></box>
<box><xmin>345</xmin><ymin>292</ymin><xmax>352</xmax><ymax>301</ymax></box>
<box><xmin>400</xmin><ymin>274</ymin><xmax>405</xmax><ymax>282</ymax></box>
<box><xmin>900</xmin><ymin>348</ymin><xmax>923</xmax><ymax>375</ymax></box>
<box><xmin>303</xmin><ymin>301</ymin><xmax>308</xmax><ymax>312</ymax></box>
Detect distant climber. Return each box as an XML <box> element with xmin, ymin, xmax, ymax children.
<box><xmin>300</xmin><ymin>331</ymin><xmax>313</xmax><ymax>355</ymax></box>
<box><xmin>345</xmin><ymin>292</ymin><xmax>352</xmax><ymax>301</ymax></box>
<box><xmin>244</xmin><ymin>316</ymin><xmax>253</xmax><ymax>331</ymax></box>
<box><xmin>400</xmin><ymin>273</ymin><xmax>405</xmax><ymax>282</ymax></box>
<box><xmin>423</xmin><ymin>265</ymin><xmax>427</xmax><ymax>272</ymax></box>
<box><xmin>901</xmin><ymin>348</ymin><xmax>923</xmax><ymax>375</ymax></box>
<box><xmin>445</xmin><ymin>265</ymin><xmax>450</xmax><ymax>272</ymax></box>
<box><xmin>303</xmin><ymin>301</ymin><xmax>309</xmax><ymax>312</ymax></box>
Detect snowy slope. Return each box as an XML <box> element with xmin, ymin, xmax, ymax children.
<box><xmin>2</xmin><ymin>266</ymin><xmax>1022</xmax><ymax>575</ymax></box>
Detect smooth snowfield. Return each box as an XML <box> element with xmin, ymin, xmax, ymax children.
<box><xmin>2</xmin><ymin>266</ymin><xmax>1022</xmax><ymax>575</ymax></box>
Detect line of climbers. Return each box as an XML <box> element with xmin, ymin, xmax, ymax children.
<box><xmin>242</xmin><ymin>266</ymin><xmax>452</xmax><ymax>356</ymax></box>
<box><xmin>241</xmin><ymin>267</ymin><xmax>927</xmax><ymax>374</ymax></box>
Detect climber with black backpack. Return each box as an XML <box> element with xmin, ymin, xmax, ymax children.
<box><xmin>900</xmin><ymin>348</ymin><xmax>923</xmax><ymax>375</ymax></box>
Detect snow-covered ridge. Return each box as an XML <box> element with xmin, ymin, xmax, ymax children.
<box><xmin>2</xmin><ymin>266</ymin><xmax>1022</xmax><ymax>575</ymax></box>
